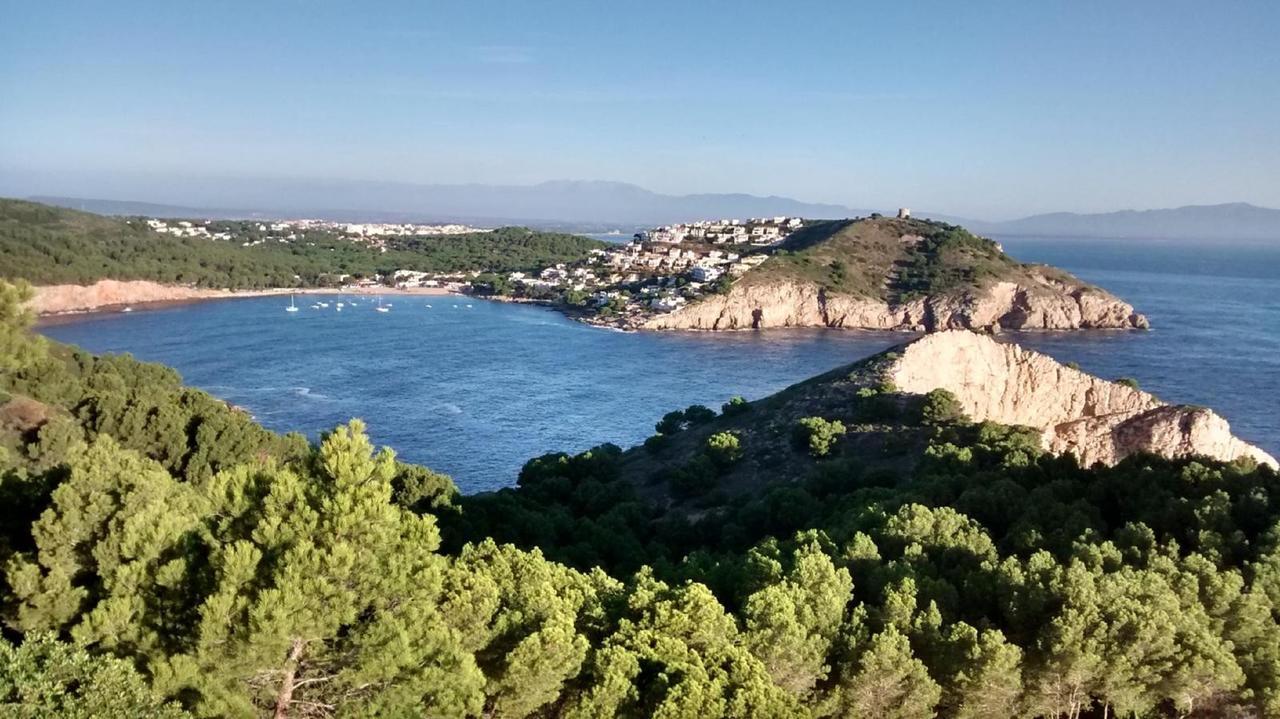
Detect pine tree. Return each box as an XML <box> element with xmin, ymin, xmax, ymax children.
<box><xmin>566</xmin><ymin>570</ymin><xmax>800</xmax><ymax>719</ymax></box>
<box><xmin>0</xmin><ymin>633</ymin><xmax>190</xmax><ymax>718</ymax></box>
<box><xmin>744</xmin><ymin>541</ymin><xmax>852</xmax><ymax>699</ymax></box>
<box><xmin>833</xmin><ymin>625</ymin><xmax>941</xmax><ymax>719</ymax></box>
<box><xmin>443</xmin><ymin>539</ymin><xmax>613</xmax><ymax>718</ymax></box>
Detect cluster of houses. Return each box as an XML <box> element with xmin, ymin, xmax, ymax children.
<box><xmin>638</xmin><ymin>216</ymin><xmax>803</xmax><ymax>246</ymax></box>
<box><xmin>144</xmin><ymin>219</ymin><xmax>235</xmax><ymax>240</ymax></box>
<box><xmin>140</xmin><ymin>217</ymin><xmax>487</xmax><ymax>249</ymax></box>
<box><xmin>390</xmin><ymin>269</ymin><xmax>472</xmax><ymax>291</ymax></box>
<box><xmin>338</xmin><ymin>221</ymin><xmax>486</xmax><ymax>237</ymax></box>
<box><xmin>481</xmin><ymin>216</ymin><xmax>803</xmax><ymax>324</ymax></box>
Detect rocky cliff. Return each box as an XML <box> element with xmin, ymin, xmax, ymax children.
<box><xmin>886</xmin><ymin>331</ymin><xmax>1275</xmax><ymax>468</ymax></box>
<box><xmin>643</xmin><ymin>278</ymin><xmax>1148</xmax><ymax>332</ymax></box>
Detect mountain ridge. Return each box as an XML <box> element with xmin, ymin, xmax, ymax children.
<box><xmin>19</xmin><ymin>188</ymin><xmax>1280</xmax><ymax>240</ymax></box>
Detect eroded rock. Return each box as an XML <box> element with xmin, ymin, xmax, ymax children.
<box><xmin>885</xmin><ymin>330</ymin><xmax>1275</xmax><ymax>468</ymax></box>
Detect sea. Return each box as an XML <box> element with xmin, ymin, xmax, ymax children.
<box><xmin>38</xmin><ymin>237</ymin><xmax>1280</xmax><ymax>493</ymax></box>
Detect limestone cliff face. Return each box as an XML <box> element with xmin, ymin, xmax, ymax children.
<box><xmin>642</xmin><ymin>279</ymin><xmax>1148</xmax><ymax>332</ymax></box>
<box><xmin>885</xmin><ymin>331</ymin><xmax>1276</xmax><ymax>469</ymax></box>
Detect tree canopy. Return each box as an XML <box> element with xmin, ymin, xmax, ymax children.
<box><xmin>0</xmin><ymin>199</ymin><xmax>606</xmax><ymax>289</ymax></box>
<box><xmin>2</xmin><ymin>277</ymin><xmax>1280</xmax><ymax>718</ymax></box>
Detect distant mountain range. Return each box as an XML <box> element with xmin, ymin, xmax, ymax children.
<box><xmin>28</xmin><ymin>180</ymin><xmax>868</xmax><ymax>232</ymax></box>
<box><xmin>22</xmin><ymin>180</ymin><xmax>1280</xmax><ymax>240</ymax></box>
<box><xmin>970</xmin><ymin>202</ymin><xmax>1280</xmax><ymax>241</ymax></box>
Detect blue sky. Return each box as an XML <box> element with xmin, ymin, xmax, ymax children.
<box><xmin>2</xmin><ymin>0</ymin><xmax>1277</xmax><ymax>218</ymax></box>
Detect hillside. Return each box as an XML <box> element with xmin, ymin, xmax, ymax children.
<box><xmin>5</xmin><ymin>279</ymin><xmax>1280</xmax><ymax>717</ymax></box>
<box><xmin>604</xmin><ymin>331</ymin><xmax>1275</xmax><ymax>509</ymax></box>
<box><xmin>0</xmin><ymin>198</ymin><xmax>606</xmax><ymax>290</ymax></box>
<box><xmin>645</xmin><ymin>216</ymin><xmax>1147</xmax><ymax>331</ymax></box>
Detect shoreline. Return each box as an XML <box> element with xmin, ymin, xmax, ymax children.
<box><xmin>30</xmin><ymin>280</ymin><xmax>1152</xmax><ymax>338</ymax></box>
<box><xmin>30</xmin><ymin>280</ymin><xmax>460</xmax><ymax>318</ymax></box>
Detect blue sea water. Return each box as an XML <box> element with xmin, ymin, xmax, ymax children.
<box><xmin>38</xmin><ymin>237</ymin><xmax>1280</xmax><ymax>492</ymax></box>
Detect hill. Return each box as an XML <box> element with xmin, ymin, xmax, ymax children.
<box><xmin>980</xmin><ymin>202</ymin><xmax>1280</xmax><ymax>241</ymax></box>
<box><xmin>0</xmin><ymin>197</ymin><xmax>606</xmax><ymax>289</ymax></box>
<box><xmin>645</xmin><ymin>216</ymin><xmax>1148</xmax><ymax>331</ymax></box>
<box><xmin>603</xmin><ymin>331</ymin><xmax>1274</xmax><ymax>508</ymax></box>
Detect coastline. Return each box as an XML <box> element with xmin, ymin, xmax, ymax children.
<box><xmin>29</xmin><ymin>279</ymin><xmax>460</xmax><ymax>317</ymax></box>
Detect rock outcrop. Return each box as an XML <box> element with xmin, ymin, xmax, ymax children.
<box><xmin>643</xmin><ymin>278</ymin><xmax>1148</xmax><ymax>332</ymax></box>
<box><xmin>884</xmin><ymin>331</ymin><xmax>1275</xmax><ymax>468</ymax></box>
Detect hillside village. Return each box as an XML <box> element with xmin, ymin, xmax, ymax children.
<box><xmin>137</xmin><ymin>211</ymin><xmax>816</xmax><ymax>324</ymax></box>
<box><xmin>464</xmin><ymin>216</ymin><xmax>809</xmax><ymax>326</ymax></box>
<box><xmin>142</xmin><ymin>217</ymin><xmax>488</xmax><ymax>248</ymax></box>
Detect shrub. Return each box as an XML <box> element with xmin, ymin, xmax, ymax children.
<box><xmin>722</xmin><ymin>395</ymin><xmax>750</xmax><ymax>416</ymax></box>
<box><xmin>655</xmin><ymin>410</ymin><xmax>686</xmax><ymax>435</ymax></box>
<box><xmin>705</xmin><ymin>431</ymin><xmax>744</xmax><ymax>469</ymax></box>
<box><xmin>654</xmin><ymin>404</ymin><xmax>717</xmax><ymax>435</ymax></box>
<box><xmin>643</xmin><ymin>434</ymin><xmax>669</xmax><ymax>453</ymax></box>
<box><xmin>807</xmin><ymin>458</ymin><xmax>864</xmax><ymax>497</ymax></box>
<box><xmin>683</xmin><ymin>404</ymin><xmax>717</xmax><ymax>425</ymax></box>
<box><xmin>668</xmin><ymin>455</ymin><xmax>718</xmax><ymax>498</ymax></box>
<box><xmin>920</xmin><ymin>388</ymin><xmax>967</xmax><ymax>425</ymax></box>
<box><xmin>794</xmin><ymin>417</ymin><xmax>847</xmax><ymax>458</ymax></box>
<box><xmin>1115</xmin><ymin>377</ymin><xmax>1140</xmax><ymax>390</ymax></box>
<box><xmin>856</xmin><ymin>388</ymin><xmax>900</xmax><ymax>423</ymax></box>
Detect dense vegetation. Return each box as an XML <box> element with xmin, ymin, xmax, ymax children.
<box><xmin>2</xmin><ymin>278</ymin><xmax>1280</xmax><ymax>717</ymax></box>
<box><xmin>747</xmin><ymin>217</ymin><xmax>1073</xmax><ymax>303</ymax></box>
<box><xmin>0</xmin><ymin>199</ymin><xmax>606</xmax><ymax>289</ymax></box>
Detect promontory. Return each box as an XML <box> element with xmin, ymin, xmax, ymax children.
<box><xmin>637</xmin><ymin>217</ymin><xmax>1148</xmax><ymax>332</ymax></box>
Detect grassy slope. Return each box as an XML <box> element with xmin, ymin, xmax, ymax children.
<box><xmin>740</xmin><ymin>217</ymin><xmax>1079</xmax><ymax>302</ymax></box>
<box><xmin>616</xmin><ymin>343</ymin><xmax>936</xmax><ymax>508</ymax></box>
<box><xmin>0</xmin><ymin>198</ymin><xmax>607</xmax><ymax>288</ymax></box>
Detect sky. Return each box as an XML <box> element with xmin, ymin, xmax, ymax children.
<box><xmin>1</xmin><ymin>0</ymin><xmax>1278</xmax><ymax>219</ymax></box>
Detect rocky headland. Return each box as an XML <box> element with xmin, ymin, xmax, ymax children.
<box><xmin>640</xmin><ymin>217</ymin><xmax>1148</xmax><ymax>333</ymax></box>
<box><xmin>642</xmin><ymin>277</ymin><xmax>1147</xmax><ymax>332</ymax></box>
<box><xmin>887</xmin><ymin>331</ymin><xmax>1275</xmax><ymax>468</ymax></box>
<box><xmin>618</xmin><ymin>329</ymin><xmax>1273</xmax><ymax>505</ymax></box>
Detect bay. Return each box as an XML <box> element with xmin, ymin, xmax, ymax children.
<box><xmin>38</xmin><ymin>237</ymin><xmax>1280</xmax><ymax>491</ymax></box>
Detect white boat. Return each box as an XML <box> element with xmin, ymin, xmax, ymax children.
<box><xmin>425</xmin><ymin>304</ymin><xmax>432</xmax><ymax>308</ymax></box>
<box><xmin>286</xmin><ymin>295</ymin><xmax>299</xmax><ymax>312</ymax></box>
<box><xmin>465</xmin><ymin>304</ymin><xmax>473</xmax><ymax>308</ymax></box>
<box><xmin>336</xmin><ymin>302</ymin><xmax>345</xmax><ymax>308</ymax></box>
<box><xmin>375</xmin><ymin>296</ymin><xmax>390</xmax><ymax>313</ymax></box>
<box><xmin>121</xmin><ymin>306</ymin><xmax>133</xmax><ymax>313</ymax></box>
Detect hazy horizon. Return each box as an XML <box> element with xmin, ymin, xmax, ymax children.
<box><xmin>3</xmin><ymin>1</ymin><xmax>1278</xmax><ymax>218</ymax></box>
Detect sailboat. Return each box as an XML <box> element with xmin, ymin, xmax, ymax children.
<box><xmin>375</xmin><ymin>296</ymin><xmax>390</xmax><ymax>313</ymax></box>
<box><xmin>286</xmin><ymin>294</ymin><xmax>299</xmax><ymax>312</ymax></box>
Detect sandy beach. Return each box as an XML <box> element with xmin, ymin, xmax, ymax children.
<box><xmin>29</xmin><ymin>279</ymin><xmax>460</xmax><ymax>316</ymax></box>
